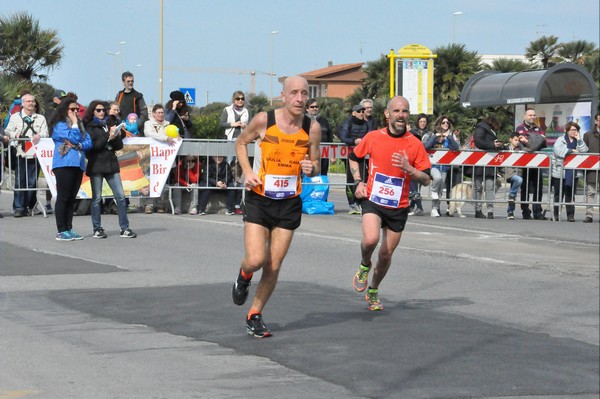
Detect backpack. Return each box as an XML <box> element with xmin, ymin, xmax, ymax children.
<box><xmin>3</xmin><ymin>98</ymin><xmax>22</xmax><ymax>128</ymax></box>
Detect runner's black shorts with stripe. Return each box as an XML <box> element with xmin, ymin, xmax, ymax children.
<box><xmin>244</xmin><ymin>190</ymin><xmax>302</xmax><ymax>230</ymax></box>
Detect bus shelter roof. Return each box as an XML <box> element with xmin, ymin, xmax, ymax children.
<box><xmin>460</xmin><ymin>63</ymin><xmax>597</xmax><ymax>110</ymax></box>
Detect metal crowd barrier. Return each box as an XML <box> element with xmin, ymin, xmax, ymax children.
<box><xmin>551</xmin><ymin>153</ymin><xmax>600</xmax><ymax>221</ymax></box>
<box><xmin>5</xmin><ymin>138</ymin><xmax>49</xmax><ymax>217</ymax></box>
<box><xmin>168</xmin><ymin>140</ymin><xmax>360</xmax><ymax>214</ymax></box>
<box><xmin>166</xmin><ymin>139</ymin><xmax>247</xmax><ymax>214</ymax></box>
<box><xmin>1</xmin><ymin>141</ymin><xmax>4</xmax><ymax>188</ymax></box>
<box><xmin>172</xmin><ymin>143</ymin><xmax>561</xmax><ymax>218</ymax></box>
<box><xmin>9</xmin><ymin>135</ymin><xmax>595</xmax><ymax>221</ymax></box>
<box><xmin>423</xmin><ymin>149</ymin><xmax>553</xmax><ymax>215</ymax></box>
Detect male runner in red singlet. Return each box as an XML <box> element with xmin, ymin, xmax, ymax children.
<box><xmin>349</xmin><ymin>96</ymin><xmax>432</xmax><ymax>311</ymax></box>
<box><xmin>232</xmin><ymin>76</ymin><xmax>321</xmax><ymax>338</ymax></box>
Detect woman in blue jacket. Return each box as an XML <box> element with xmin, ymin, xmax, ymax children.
<box><xmin>49</xmin><ymin>98</ymin><xmax>92</xmax><ymax>241</ymax></box>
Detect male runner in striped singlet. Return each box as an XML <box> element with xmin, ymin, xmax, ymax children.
<box><xmin>231</xmin><ymin>76</ymin><xmax>321</xmax><ymax>338</ymax></box>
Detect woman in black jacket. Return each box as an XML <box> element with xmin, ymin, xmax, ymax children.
<box><xmin>472</xmin><ymin>116</ymin><xmax>503</xmax><ymax>219</ymax></box>
<box><xmin>83</xmin><ymin>100</ymin><xmax>136</xmax><ymax>239</ymax></box>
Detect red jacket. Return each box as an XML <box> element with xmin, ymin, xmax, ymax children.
<box><xmin>176</xmin><ymin>159</ymin><xmax>201</xmax><ymax>186</ymax></box>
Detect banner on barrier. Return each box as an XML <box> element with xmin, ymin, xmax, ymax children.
<box><xmin>427</xmin><ymin>150</ymin><xmax>551</xmax><ymax>168</ymax></box>
<box><xmin>562</xmin><ymin>154</ymin><xmax>600</xmax><ymax>170</ymax></box>
<box><xmin>35</xmin><ymin>137</ymin><xmax>182</xmax><ymax>199</ymax></box>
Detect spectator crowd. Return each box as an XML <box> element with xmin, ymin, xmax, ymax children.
<box><xmin>1</xmin><ymin>72</ymin><xmax>599</xmax><ymax>231</ymax></box>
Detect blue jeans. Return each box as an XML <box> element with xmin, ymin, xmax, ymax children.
<box><xmin>90</xmin><ymin>173</ymin><xmax>129</xmax><ymax>231</ymax></box>
<box><xmin>507</xmin><ymin>175</ymin><xmax>523</xmax><ymax>213</ymax></box>
<box><xmin>13</xmin><ymin>157</ymin><xmax>38</xmax><ymax>211</ymax></box>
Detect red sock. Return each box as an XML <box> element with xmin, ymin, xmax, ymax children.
<box><xmin>240</xmin><ymin>269</ymin><xmax>253</xmax><ymax>281</ymax></box>
<box><xmin>247</xmin><ymin>309</ymin><xmax>261</xmax><ymax>320</ymax></box>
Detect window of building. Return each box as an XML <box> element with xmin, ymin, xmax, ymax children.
<box><xmin>309</xmin><ymin>84</ymin><xmax>319</xmax><ymax>98</ymax></box>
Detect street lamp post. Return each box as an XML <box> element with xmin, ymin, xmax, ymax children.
<box><xmin>107</xmin><ymin>51</ymin><xmax>120</xmax><ymax>93</ymax></box>
<box><xmin>159</xmin><ymin>0</ymin><xmax>164</xmax><ymax>104</ymax></box>
<box><xmin>269</xmin><ymin>30</ymin><xmax>279</xmax><ymax>106</ymax></box>
<box><xmin>452</xmin><ymin>11</ymin><xmax>463</xmax><ymax>44</ymax></box>
<box><xmin>136</xmin><ymin>64</ymin><xmax>142</xmax><ymax>76</ymax></box>
<box><xmin>119</xmin><ymin>41</ymin><xmax>126</xmax><ymax>72</ymax></box>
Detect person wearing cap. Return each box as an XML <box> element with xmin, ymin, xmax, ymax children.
<box><xmin>165</xmin><ymin>90</ymin><xmax>192</xmax><ymax>139</ymax></box>
<box><xmin>44</xmin><ymin>89</ymin><xmax>66</xmax><ymax>122</ymax></box>
<box><xmin>338</xmin><ymin>104</ymin><xmax>370</xmax><ymax>214</ymax></box>
<box><xmin>115</xmin><ymin>71</ymin><xmax>148</xmax><ymax>135</ymax></box>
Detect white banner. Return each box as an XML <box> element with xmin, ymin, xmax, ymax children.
<box><xmin>35</xmin><ymin>137</ymin><xmax>182</xmax><ymax>199</ymax></box>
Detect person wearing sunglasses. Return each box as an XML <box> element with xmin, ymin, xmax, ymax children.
<box><xmin>306</xmin><ymin>98</ymin><xmax>332</xmax><ymax>175</ymax></box>
<box><xmin>82</xmin><ymin>100</ymin><xmax>137</xmax><ymax>239</ymax></box>
<box><xmin>221</xmin><ymin>90</ymin><xmax>250</xmax><ymax>142</ymax></box>
<box><xmin>432</xmin><ymin>115</ymin><xmax>462</xmax><ymax>215</ymax></box>
<box><xmin>220</xmin><ymin>90</ymin><xmax>251</xmax><ymax>212</ymax></box>
<box><xmin>48</xmin><ymin>98</ymin><xmax>92</xmax><ymax>241</ymax></box>
<box><xmin>115</xmin><ymin>71</ymin><xmax>148</xmax><ymax>135</ymax></box>
<box><xmin>338</xmin><ymin>104</ymin><xmax>370</xmax><ymax>215</ymax></box>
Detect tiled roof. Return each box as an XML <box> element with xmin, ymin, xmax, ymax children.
<box><xmin>299</xmin><ymin>63</ymin><xmax>365</xmax><ymax>79</ymax></box>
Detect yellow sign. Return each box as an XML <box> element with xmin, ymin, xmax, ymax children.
<box><xmin>397</xmin><ymin>44</ymin><xmax>437</xmax><ymax>59</ymax></box>
<box><xmin>387</xmin><ymin>44</ymin><xmax>436</xmax><ymax>114</ymax></box>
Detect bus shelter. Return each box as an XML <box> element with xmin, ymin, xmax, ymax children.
<box><xmin>460</xmin><ymin>63</ymin><xmax>597</xmax><ymax>142</ymax></box>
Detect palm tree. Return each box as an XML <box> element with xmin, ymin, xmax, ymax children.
<box><xmin>0</xmin><ymin>74</ymin><xmax>32</xmax><ymax>112</ymax></box>
<box><xmin>246</xmin><ymin>93</ymin><xmax>269</xmax><ymax>115</ymax></box>
<box><xmin>432</xmin><ymin>43</ymin><xmax>482</xmax><ymax>102</ymax></box>
<box><xmin>525</xmin><ymin>35</ymin><xmax>560</xmax><ymax>69</ymax></box>
<box><xmin>582</xmin><ymin>49</ymin><xmax>599</xmax><ymax>91</ymax></box>
<box><xmin>360</xmin><ymin>54</ymin><xmax>389</xmax><ymax>100</ymax></box>
<box><xmin>557</xmin><ymin>40</ymin><xmax>597</xmax><ymax>64</ymax></box>
<box><xmin>482</xmin><ymin>58</ymin><xmax>532</xmax><ymax>72</ymax></box>
<box><xmin>0</xmin><ymin>12</ymin><xmax>64</xmax><ymax>81</ymax></box>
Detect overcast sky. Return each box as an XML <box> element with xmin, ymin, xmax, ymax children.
<box><xmin>2</xmin><ymin>0</ymin><xmax>598</xmax><ymax>106</ymax></box>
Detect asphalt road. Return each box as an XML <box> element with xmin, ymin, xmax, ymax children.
<box><xmin>0</xmin><ymin>184</ymin><xmax>598</xmax><ymax>399</ymax></box>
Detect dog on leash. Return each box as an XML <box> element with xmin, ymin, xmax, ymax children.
<box><xmin>448</xmin><ymin>182</ymin><xmax>473</xmax><ymax>217</ymax></box>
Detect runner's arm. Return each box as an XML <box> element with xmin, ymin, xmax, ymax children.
<box><xmin>301</xmin><ymin>120</ymin><xmax>321</xmax><ymax>177</ymax></box>
<box><xmin>235</xmin><ymin>112</ymin><xmax>266</xmax><ymax>189</ymax></box>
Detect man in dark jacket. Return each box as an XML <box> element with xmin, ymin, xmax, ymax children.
<box><xmin>516</xmin><ymin>108</ymin><xmax>548</xmax><ymax>220</ymax></box>
<box><xmin>339</xmin><ymin>104</ymin><xmax>370</xmax><ymax>214</ymax></box>
<box><xmin>583</xmin><ymin>114</ymin><xmax>599</xmax><ymax>223</ymax></box>
<box><xmin>115</xmin><ymin>71</ymin><xmax>148</xmax><ymax>135</ymax></box>
<box><xmin>473</xmin><ymin>116</ymin><xmax>503</xmax><ymax>219</ymax></box>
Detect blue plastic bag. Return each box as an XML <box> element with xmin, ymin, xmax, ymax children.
<box><xmin>300</xmin><ymin>175</ymin><xmax>334</xmax><ymax>215</ymax></box>
<box><xmin>300</xmin><ymin>175</ymin><xmax>330</xmax><ymax>202</ymax></box>
<box><xmin>302</xmin><ymin>200</ymin><xmax>335</xmax><ymax>215</ymax></box>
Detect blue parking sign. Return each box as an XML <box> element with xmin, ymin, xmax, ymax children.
<box><xmin>179</xmin><ymin>88</ymin><xmax>196</xmax><ymax>105</ymax></box>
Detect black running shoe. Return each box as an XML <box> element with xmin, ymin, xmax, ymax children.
<box><xmin>232</xmin><ymin>272</ymin><xmax>251</xmax><ymax>305</ymax></box>
<box><xmin>246</xmin><ymin>314</ymin><xmax>272</xmax><ymax>338</ymax></box>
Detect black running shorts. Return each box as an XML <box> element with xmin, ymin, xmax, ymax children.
<box><xmin>244</xmin><ymin>190</ymin><xmax>302</xmax><ymax>230</ymax></box>
<box><xmin>360</xmin><ymin>200</ymin><xmax>409</xmax><ymax>232</ymax></box>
